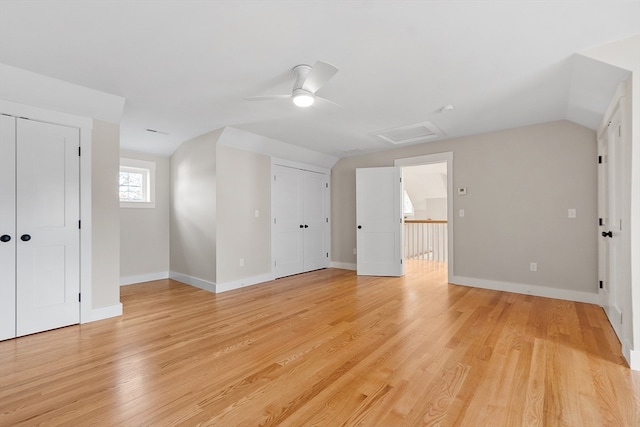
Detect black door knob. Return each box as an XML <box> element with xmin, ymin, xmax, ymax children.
<box><xmin>0</xmin><ymin>235</ymin><xmax>10</xmax><ymax>242</ymax></box>
<box><xmin>20</xmin><ymin>234</ymin><xmax>31</xmax><ymax>242</ymax></box>
<box><xmin>300</xmin><ymin>225</ymin><xmax>304</xmax><ymax>228</ymax></box>
<box><xmin>304</xmin><ymin>225</ymin><xmax>309</xmax><ymax>228</ymax></box>
<box><xmin>602</xmin><ymin>231</ymin><xmax>613</xmax><ymax>238</ymax></box>
<box><xmin>357</xmin><ymin>225</ymin><xmax>362</xmax><ymax>229</ymax></box>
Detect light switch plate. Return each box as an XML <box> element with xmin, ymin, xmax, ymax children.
<box><xmin>457</xmin><ymin>187</ymin><xmax>467</xmax><ymax>195</ymax></box>
<box><xmin>568</xmin><ymin>209</ymin><xmax>576</xmax><ymax>219</ymax></box>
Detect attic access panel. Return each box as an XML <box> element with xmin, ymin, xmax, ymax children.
<box><xmin>373</xmin><ymin>121</ymin><xmax>444</xmax><ymax>145</ymax></box>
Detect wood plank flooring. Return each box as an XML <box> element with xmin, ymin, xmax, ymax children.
<box><xmin>1</xmin><ymin>261</ymin><xmax>639</xmax><ymax>426</ymax></box>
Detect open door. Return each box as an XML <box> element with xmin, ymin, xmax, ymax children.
<box><xmin>598</xmin><ymin>106</ymin><xmax>623</xmax><ymax>339</ymax></box>
<box><xmin>356</xmin><ymin>167</ymin><xmax>403</xmax><ymax>276</ymax></box>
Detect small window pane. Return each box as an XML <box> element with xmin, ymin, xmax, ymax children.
<box><xmin>119</xmin><ymin>171</ymin><xmax>145</xmax><ymax>202</ymax></box>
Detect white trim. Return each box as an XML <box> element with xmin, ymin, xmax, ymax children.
<box><xmin>450</xmin><ymin>275</ymin><xmax>601</xmax><ymax>305</ymax></box>
<box><xmin>625</xmin><ymin>342</ymin><xmax>640</xmax><ymax>371</ymax></box>
<box><xmin>0</xmin><ymin>99</ymin><xmax>95</xmax><ymax>325</ymax></box>
<box><xmin>271</xmin><ymin>157</ymin><xmax>331</xmax><ymax>175</ymax></box>
<box><xmin>330</xmin><ymin>262</ymin><xmax>357</xmax><ymax>271</ymax></box>
<box><xmin>90</xmin><ymin>303</ymin><xmax>123</xmax><ymax>322</ymax></box>
<box><xmin>597</xmin><ymin>82</ymin><xmax>626</xmax><ymax>140</ymax></box>
<box><xmin>169</xmin><ymin>271</ymin><xmax>216</xmax><ymax>293</ymax></box>
<box><xmin>215</xmin><ymin>272</ymin><xmax>276</xmax><ymax>293</ymax></box>
<box><xmin>119</xmin><ymin>157</ymin><xmax>156</xmax><ymax>208</ymax></box>
<box><xmin>120</xmin><ymin>271</ymin><xmax>169</xmax><ymax>286</ymax></box>
<box><xmin>394</xmin><ymin>152</ymin><xmax>454</xmax><ymax>280</ymax></box>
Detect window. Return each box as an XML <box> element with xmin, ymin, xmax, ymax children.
<box><xmin>120</xmin><ymin>158</ymin><xmax>156</xmax><ymax>208</ymax></box>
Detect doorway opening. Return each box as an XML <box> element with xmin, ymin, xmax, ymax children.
<box><xmin>396</xmin><ymin>152</ymin><xmax>453</xmax><ymax>282</ymax></box>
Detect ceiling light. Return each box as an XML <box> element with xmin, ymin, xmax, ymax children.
<box><xmin>292</xmin><ymin>89</ymin><xmax>314</xmax><ymax>107</ymax></box>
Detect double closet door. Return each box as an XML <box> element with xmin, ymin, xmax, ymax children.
<box><xmin>0</xmin><ymin>115</ymin><xmax>80</xmax><ymax>340</ymax></box>
<box><xmin>273</xmin><ymin>164</ymin><xmax>329</xmax><ymax>279</ymax></box>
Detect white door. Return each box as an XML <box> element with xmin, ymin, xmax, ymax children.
<box><xmin>356</xmin><ymin>167</ymin><xmax>404</xmax><ymax>276</ymax></box>
<box><xmin>599</xmin><ymin>109</ymin><xmax>623</xmax><ymax>338</ymax></box>
<box><xmin>302</xmin><ymin>171</ymin><xmax>328</xmax><ymax>272</ymax></box>
<box><xmin>15</xmin><ymin>118</ymin><xmax>80</xmax><ymax>337</ymax></box>
<box><xmin>273</xmin><ymin>165</ymin><xmax>304</xmax><ymax>278</ymax></box>
<box><xmin>0</xmin><ymin>115</ymin><xmax>17</xmax><ymax>340</ymax></box>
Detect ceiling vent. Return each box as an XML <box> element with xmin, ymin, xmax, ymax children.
<box><xmin>145</xmin><ymin>128</ymin><xmax>170</xmax><ymax>135</ymax></box>
<box><xmin>373</xmin><ymin>121</ymin><xmax>443</xmax><ymax>145</ymax></box>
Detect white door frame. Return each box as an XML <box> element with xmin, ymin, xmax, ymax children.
<box><xmin>395</xmin><ymin>152</ymin><xmax>454</xmax><ymax>280</ymax></box>
<box><xmin>0</xmin><ymin>99</ymin><xmax>94</xmax><ymax>324</ymax></box>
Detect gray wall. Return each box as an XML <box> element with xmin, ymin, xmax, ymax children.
<box><xmin>120</xmin><ymin>150</ymin><xmax>170</xmax><ymax>281</ymax></box>
<box><xmin>170</xmin><ymin>129</ymin><xmax>221</xmax><ymax>283</ymax></box>
<box><xmin>332</xmin><ymin>120</ymin><xmax>597</xmax><ymax>293</ymax></box>
<box><xmin>91</xmin><ymin>119</ymin><xmax>121</xmax><ymax>309</ymax></box>
<box><xmin>216</xmin><ymin>145</ymin><xmax>271</xmax><ymax>283</ymax></box>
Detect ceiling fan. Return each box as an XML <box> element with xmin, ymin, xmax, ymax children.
<box><xmin>244</xmin><ymin>60</ymin><xmax>339</xmax><ymax>108</ymax></box>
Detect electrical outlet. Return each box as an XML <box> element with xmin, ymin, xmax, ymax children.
<box><xmin>530</xmin><ymin>262</ymin><xmax>537</xmax><ymax>272</ymax></box>
<box><xmin>568</xmin><ymin>208</ymin><xmax>576</xmax><ymax>218</ymax></box>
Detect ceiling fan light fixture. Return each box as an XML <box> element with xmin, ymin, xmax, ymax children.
<box><xmin>292</xmin><ymin>89</ymin><xmax>315</xmax><ymax>107</ymax></box>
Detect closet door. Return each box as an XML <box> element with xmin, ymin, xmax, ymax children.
<box><xmin>0</xmin><ymin>115</ymin><xmax>17</xmax><ymax>340</ymax></box>
<box><xmin>273</xmin><ymin>164</ymin><xmax>329</xmax><ymax>279</ymax></box>
<box><xmin>15</xmin><ymin>118</ymin><xmax>80</xmax><ymax>337</ymax></box>
<box><xmin>302</xmin><ymin>171</ymin><xmax>328</xmax><ymax>272</ymax></box>
<box><xmin>273</xmin><ymin>165</ymin><xmax>304</xmax><ymax>278</ymax></box>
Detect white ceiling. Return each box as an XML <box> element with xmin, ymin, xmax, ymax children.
<box><xmin>0</xmin><ymin>1</ymin><xmax>638</xmax><ymax>157</ymax></box>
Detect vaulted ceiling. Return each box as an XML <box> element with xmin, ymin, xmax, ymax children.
<box><xmin>0</xmin><ymin>1</ymin><xmax>638</xmax><ymax>157</ymax></box>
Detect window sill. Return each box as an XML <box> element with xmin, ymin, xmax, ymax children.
<box><xmin>120</xmin><ymin>202</ymin><xmax>156</xmax><ymax>209</ymax></box>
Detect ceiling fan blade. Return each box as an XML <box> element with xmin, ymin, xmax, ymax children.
<box><xmin>302</xmin><ymin>61</ymin><xmax>338</xmax><ymax>94</ymax></box>
<box><xmin>315</xmin><ymin>95</ymin><xmax>343</xmax><ymax>108</ymax></box>
<box><xmin>244</xmin><ymin>94</ymin><xmax>291</xmax><ymax>101</ymax></box>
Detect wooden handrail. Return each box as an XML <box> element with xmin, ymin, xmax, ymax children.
<box><xmin>404</xmin><ymin>219</ymin><xmax>448</xmax><ymax>224</ymax></box>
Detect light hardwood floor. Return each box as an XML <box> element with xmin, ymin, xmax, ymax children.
<box><xmin>1</xmin><ymin>262</ymin><xmax>639</xmax><ymax>426</ymax></box>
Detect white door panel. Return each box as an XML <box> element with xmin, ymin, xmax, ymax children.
<box><xmin>273</xmin><ymin>166</ymin><xmax>304</xmax><ymax>278</ymax></box>
<box><xmin>303</xmin><ymin>171</ymin><xmax>328</xmax><ymax>272</ymax></box>
<box><xmin>0</xmin><ymin>115</ymin><xmax>17</xmax><ymax>340</ymax></box>
<box><xmin>356</xmin><ymin>167</ymin><xmax>403</xmax><ymax>276</ymax></box>
<box><xmin>599</xmin><ymin>108</ymin><xmax>623</xmax><ymax>339</ymax></box>
<box><xmin>16</xmin><ymin>118</ymin><xmax>80</xmax><ymax>337</ymax></box>
<box><xmin>273</xmin><ymin>165</ymin><xmax>329</xmax><ymax>278</ymax></box>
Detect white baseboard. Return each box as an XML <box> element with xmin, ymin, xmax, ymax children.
<box><xmin>330</xmin><ymin>262</ymin><xmax>356</xmax><ymax>271</ymax></box>
<box><xmin>120</xmin><ymin>271</ymin><xmax>169</xmax><ymax>286</ymax></box>
<box><xmin>450</xmin><ymin>276</ymin><xmax>601</xmax><ymax>305</ymax></box>
<box><xmin>169</xmin><ymin>271</ymin><xmax>216</xmax><ymax>293</ymax></box>
<box><xmin>623</xmin><ymin>340</ymin><xmax>640</xmax><ymax>371</ymax></box>
<box><xmin>215</xmin><ymin>272</ymin><xmax>276</xmax><ymax>293</ymax></box>
<box><xmin>88</xmin><ymin>303</ymin><xmax>123</xmax><ymax>322</ymax></box>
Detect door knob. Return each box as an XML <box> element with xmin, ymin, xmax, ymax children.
<box><xmin>357</xmin><ymin>225</ymin><xmax>362</xmax><ymax>229</ymax></box>
<box><xmin>0</xmin><ymin>235</ymin><xmax>10</xmax><ymax>242</ymax></box>
<box><xmin>602</xmin><ymin>231</ymin><xmax>613</xmax><ymax>238</ymax></box>
<box><xmin>300</xmin><ymin>225</ymin><xmax>304</xmax><ymax>228</ymax></box>
<box><xmin>20</xmin><ymin>234</ymin><xmax>31</xmax><ymax>242</ymax></box>
<box><xmin>304</xmin><ymin>225</ymin><xmax>309</xmax><ymax>228</ymax></box>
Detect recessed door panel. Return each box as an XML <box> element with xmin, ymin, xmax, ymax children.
<box><xmin>356</xmin><ymin>167</ymin><xmax>404</xmax><ymax>276</ymax></box>
<box><xmin>273</xmin><ymin>166</ymin><xmax>304</xmax><ymax>278</ymax></box>
<box><xmin>0</xmin><ymin>115</ymin><xmax>17</xmax><ymax>340</ymax></box>
<box><xmin>16</xmin><ymin>118</ymin><xmax>80</xmax><ymax>337</ymax></box>
<box><xmin>302</xmin><ymin>171</ymin><xmax>328</xmax><ymax>272</ymax></box>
